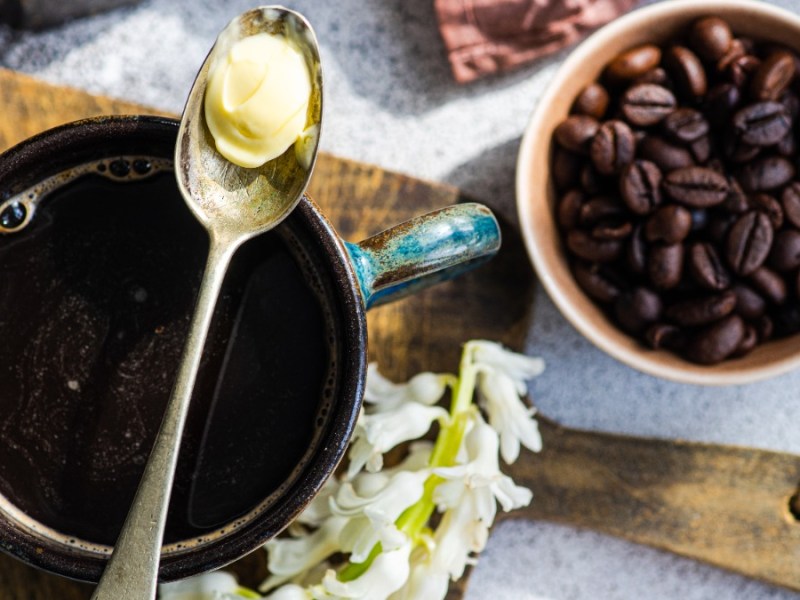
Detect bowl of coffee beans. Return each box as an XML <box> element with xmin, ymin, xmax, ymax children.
<box><xmin>517</xmin><ymin>0</ymin><xmax>800</xmax><ymax>384</ymax></box>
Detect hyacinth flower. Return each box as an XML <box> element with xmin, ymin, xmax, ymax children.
<box><xmin>158</xmin><ymin>340</ymin><xmax>544</xmax><ymax>600</ymax></box>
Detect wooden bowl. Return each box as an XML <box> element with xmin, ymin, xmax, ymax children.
<box><xmin>516</xmin><ymin>0</ymin><xmax>800</xmax><ymax>385</ymax></box>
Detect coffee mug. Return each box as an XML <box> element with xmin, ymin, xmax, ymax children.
<box><xmin>0</xmin><ymin>116</ymin><xmax>500</xmax><ymax>581</ymax></box>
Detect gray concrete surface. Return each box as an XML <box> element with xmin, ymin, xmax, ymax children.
<box><xmin>0</xmin><ymin>0</ymin><xmax>798</xmax><ymax>598</ymax></box>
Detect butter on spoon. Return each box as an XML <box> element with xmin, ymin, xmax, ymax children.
<box><xmin>90</xmin><ymin>7</ymin><xmax>322</xmax><ymax>599</ymax></box>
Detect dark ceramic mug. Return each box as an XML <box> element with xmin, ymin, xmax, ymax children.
<box><xmin>0</xmin><ymin>116</ymin><xmax>499</xmax><ymax>582</ymax></box>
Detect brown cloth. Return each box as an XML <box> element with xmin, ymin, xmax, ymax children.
<box><xmin>435</xmin><ymin>0</ymin><xmax>636</xmax><ymax>83</ymax></box>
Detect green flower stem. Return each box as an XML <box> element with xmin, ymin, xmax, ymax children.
<box><xmin>235</xmin><ymin>587</ymin><xmax>262</xmax><ymax>598</ymax></box>
<box><xmin>339</xmin><ymin>346</ymin><xmax>478</xmax><ymax>583</ymax></box>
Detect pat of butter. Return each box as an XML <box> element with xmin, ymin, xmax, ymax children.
<box><xmin>204</xmin><ymin>32</ymin><xmax>312</xmax><ymax>169</ymax></box>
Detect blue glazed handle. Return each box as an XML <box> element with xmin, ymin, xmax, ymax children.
<box><xmin>345</xmin><ymin>203</ymin><xmax>501</xmax><ymax>309</ymax></box>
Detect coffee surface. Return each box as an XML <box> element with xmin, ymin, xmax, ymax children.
<box><xmin>0</xmin><ymin>169</ymin><xmax>334</xmax><ymax>546</ymax></box>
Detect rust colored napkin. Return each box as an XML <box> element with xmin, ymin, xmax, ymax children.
<box><xmin>435</xmin><ymin>0</ymin><xmax>636</xmax><ymax>83</ymax></box>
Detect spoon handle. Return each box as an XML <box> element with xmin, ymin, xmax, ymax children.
<box><xmin>91</xmin><ymin>238</ymin><xmax>237</xmax><ymax>600</ymax></box>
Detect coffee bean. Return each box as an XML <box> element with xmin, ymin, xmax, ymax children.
<box><xmin>738</xmin><ymin>155</ymin><xmax>795</xmax><ymax>191</ymax></box>
<box><xmin>755</xmin><ymin>314</ymin><xmax>774</xmax><ymax>341</ymax></box>
<box><xmin>591</xmin><ymin>120</ymin><xmax>635</xmax><ymax>175</ymax></box>
<box><xmin>722</xmin><ymin>130</ymin><xmax>761</xmax><ymax>164</ymax></box>
<box><xmin>619</xmin><ymin>160</ymin><xmax>662</xmax><ymax>215</ymax></box>
<box><xmin>663</xmin><ymin>167</ymin><xmax>729</xmax><ymax>207</ymax></box>
<box><xmin>689</xmin><ymin>17</ymin><xmax>733</xmax><ymax>62</ymax></box>
<box><xmin>685</xmin><ymin>314</ymin><xmax>745</xmax><ymax>364</ymax></box>
<box><xmin>777</xmin><ymin>131</ymin><xmax>796</xmax><ymax>157</ymax></box>
<box><xmin>639</xmin><ymin>135</ymin><xmax>695</xmax><ymax>172</ymax></box>
<box><xmin>749</xmin><ymin>265</ymin><xmax>787</xmax><ymax>304</ymax></box>
<box><xmin>705</xmin><ymin>83</ymin><xmax>741</xmax><ymax>126</ymax></box>
<box><xmin>723</xmin><ymin>176</ymin><xmax>750</xmax><ymax>213</ymax></box>
<box><xmin>621</xmin><ymin>84</ymin><xmax>676</xmax><ymax>126</ymax></box>
<box><xmin>573</xmin><ymin>262</ymin><xmax>621</xmax><ymax>303</ymax></box>
<box><xmin>733</xmin><ymin>324</ymin><xmax>758</xmax><ymax>356</ymax></box>
<box><xmin>627</xmin><ymin>224</ymin><xmax>647</xmax><ymax>274</ymax></box>
<box><xmin>748</xmin><ymin>193</ymin><xmax>784</xmax><ymax>230</ymax></box>
<box><xmin>635</xmin><ymin>67</ymin><xmax>670</xmax><ymax>86</ymax></box>
<box><xmin>726</xmin><ymin>211</ymin><xmax>773</xmax><ymax>275</ymax></box>
<box><xmin>707</xmin><ymin>212</ymin><xmax>738</xmax><ymax>244</ymax></box>
<box><xmin>725</xmin><ymin>54</ymin><xmax>761</xmax><ymax>88</ymax></box>
<box><xmin>567</xmin><ymin>230</ymin><xmax>622</xmax><ymax>262</ymax></box>
<box><xmin>557</xmin><ymin>189</ymin><xmax>584</xmax><ymax>230</ymax></box>
<box><xmin>555</xmin><ymin>115</ymin><xmax>600</xmax><ymax>154</ymax></box>
<box><xmin>649</xmin><ymin>243</ymin><xmax>684</xmax><ymax>289</ymax></box>
<box><xmin>663</xmin><ymin>108</ymin><xmax>709</xmax><ymax>143</ymax></box>
<box><xmin>768</xmin><ymin>229</ymin><xmax>800</xmax><ymax>271</ymax></box>
<box><xmin>732</xmin><ymin>101</ymin><xmax>790</xmax><ymax>146</ymax></box>
<box><xmin>592</xmin><ymin>219</ymin><xmax>633</xmax><ymax>240</ymax></box>
<box><xmin>580</xmin><ymin>164</ymin><xmax>606</xmax><ymax>195</ymax></box>
<box><xmin>732</xmin><ymin>283</ymin><xmax>766</xmax><ymax>319</ymax></box>
<box><xmin>614</xmin><ymin>286</ymin><xmax>662</xmax><ymax>334</ymax></box>
<box><xmin>579</xmin><ymin>196</ymin><xmax>623</xmax><ymax>225</ymax></box>
<box><xmin>689</xmin><ymin>242</ymin><xmax>731</xmax><ymax>290</ymax></box>
<box><xmin>606</xmin><ymin>44</ymin><xmax>661</xmax><ymax>80</ymax></box>
<box><xmin>716</xmin><ymin>38</ymin><xmax>747</xmax><ymax>75</ymax></box>
<box><xmin>750</xmin><ymin>50</ymin><xmax>796</xmax><ymax>101</ymax></box>
<box><xmin>664</xmin><ymin>45</ymin><xmax>707</xmax><ymax>100</ymax></box>
<box><xmin>572</xmin><ymin>83</ymin><xmax>610</xmax><ymax>119</ymax></box>
<box><xmin>781</xmin><ymin>89</ymin><xmax>800</xmax><ymax>119</ymax></box>
<box><xmin>689</xmin><ymin>136</ymin><xmax>711</xmax><ymax>163</ymax></box>
<box><xmin>796</xmin><ymin>268</ymin><xmax>800</xmax><ymax>298</ymax></box>
<box><xmin>665</xmin><ymin>290</ymin><xmax>737</xmax><ymax>326</ymax></box>
<box><xmin>552</xmin><ymin>147</ymin><xmax>583</xmax><ymax>192</ymax></box>
<box><xmin>644</xmin><ymin>323</ymin><xmax>685</xmax><ymax>350</ymax></box>
<box><xmin>645</xmin><ymin>204</ymin><xmax>692</xmax><ymax>244</ymax></box>
<box><xmin>780</xmin><ymin>182</ymin><xmax>800</xmax><ymax>228</ymax></box>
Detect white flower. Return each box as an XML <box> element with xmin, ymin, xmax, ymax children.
<box><xmin>159</xmin><ymin>571</ymin><xmax>250</xmax><ymax>600</ymax></box>
<box><xmin>468</xmin><ymin>340</ymin><xmax>544</xmax><ymax>463</ymax></box>
<box><xmin>296</xmin><ymin>476</ymin><xmax>340</xmax><ymax>528</ymax></box>
<box><xmin>347</xmin><ymin>402</ymin><xmax>448</xmax><ymax>478</ymax></box>
<box><xmin>364</xmin><ymin>364</ymin><xmax>448</xmax><ymax>411</ymax></box>
<box><xmin>388</xmin><ymin>543</ymin><xmax>448</xmax><ymax>600</ymax></box>
<box><xmin>261</xmin><ymin>516</ymin><xmax>348</xmax><ymax>592</ymax></box>
<box><xmin>310</xmin><ymin>542</ymin><xmax>412</xmax><ymax>600</ymax></box>
<box><xmin>264</xmin><ymin>584</ymin><xmax>312</xmax><ymax>600</ymax></box>
<box><xmin>332</xmin><ymin>470</ymin><xmax>428</xmax><ymax>562</ymax></box>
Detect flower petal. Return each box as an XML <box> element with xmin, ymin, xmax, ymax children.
<box><xmin>312</xmin><ymin>543</ymin><xmax>412</xmax><ymax>600</ymax></box>
<box><xmin>364</xmin><ymin>364</ymin><xmax>447</xmax><ymax>411</ymax></box>
<box><xmin>159</xmin><ymin>571</ymin><xmax>241</xmax><ymax>599</ymax></box>
<box><xmin>264</xmin><ymin>584</ymin><xmax>312</xmax><ymax>599</ymax></box>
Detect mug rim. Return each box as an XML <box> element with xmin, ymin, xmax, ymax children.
<box><xmin>0</xmin><ymin>115</ymin><xmax>367</xmax><ymax>581</ymax></box>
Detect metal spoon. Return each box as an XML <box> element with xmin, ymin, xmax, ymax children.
<box><xmin>90</xmin><ymin>7</ymin><xmax>322</xmax><ymax>598</ymax></box>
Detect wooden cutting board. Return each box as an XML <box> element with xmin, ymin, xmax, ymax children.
<box><xmin>0</xmin><ymin>68</ymin><xmax>797</xmax><ymax>598</ymax></box>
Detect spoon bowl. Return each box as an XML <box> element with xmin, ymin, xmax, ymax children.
<box><xmin>92</xmin><ymin>7</ymin><xmax>322</xmax><ymax>599</ymax></box>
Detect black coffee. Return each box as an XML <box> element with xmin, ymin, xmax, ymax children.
<box><xmin>0</xmin><ymin>162</ymin><xmax>336</xmax><ymax>547</ymax></box>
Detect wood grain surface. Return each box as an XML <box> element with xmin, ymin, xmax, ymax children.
<box><xmin>0</xmin><ymin>68</ymin><xmax>797</xmax><ymax>598</ymax></box>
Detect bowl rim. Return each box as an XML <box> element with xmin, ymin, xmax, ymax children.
<box><xmin>516</xmin><ymin>0</ymin><xmax>800</xmax><ymax>385</ymax></box>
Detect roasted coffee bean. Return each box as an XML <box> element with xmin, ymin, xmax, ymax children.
<box><xmin>635</xmin><ymin>67</ymin><xmax>670</xmax><ymax>86</ymax></box>
<box><xmin>732</xmin><ymin>101</ymin><xmax>790</xmax><ymax>146</ymax></box>
<box><xmin>748</xmin><ymin>193</ymin><xmax>784</xmax><ymax>229</ymax></box>
<box><xmin>572</xmin><ymin>83</ymin><xmax>610</xmax><ymax>119</ymax></box>
<box><xmin>689</xmin><ymin>17</ymin><xmax>733</xmax><ymax>62</ymax></box>
<box><xmin>579</xmin><ymin>196</ymin><xmax>623</xmax><ymax>225</ymax></box>
<box><xmin>716</xmin><ymin>38</ymin><xmax>747</xmax><ymax>75</ymax></box>
<box><xmin>573</xmin><ymin>262</ymin><xmax>621</xmax><ymax>303</ymax></box>
<box><xmin>580</xmin><ymin>165</ymin><xmax>606</xmax><ymax>195</ymax></box>
<box><xmin>781</xmin><ymin>89</ymin><xmax>800</xmax><ymax>119</ymax></box>
<box><xmin>663</xmin><ymin>167</ymin><xmax>729</xmax><ymax>207</ymax></box>
<box><xmin>554</xmin><ymin>115</ymin><xmax>600</xmax><ymax>154</ymax></box>
<box><xmin>733</xmin><ymin>324</ymin><xmax>759</xmax><ymax>356</ymax></box>
<box><xmin>738</xmin><ymin>155</ymin><xmax>795</xmax><ymax>191</ymax></box>
<box><xmin>645</xmin><ymin>204</ymin><xmax>692</xmax><ymax>244</ymax></box>
<box><xmin>689</xmin><ymin>136</ymin><xmax>711</xmax><ymax>163</ymax></box>
<box><xmin>722</xmin><ymin>130</ymin><xmax>761</xmax><ymax>164</ymax></box>
<box><xmin>777</xmin><ymin>131</ymin><xmax>796</xmax><ymax>157</ymax></box>
<box><xmin>664</xmin><ymin>45</ymin><xmax>707</xmax><ymax>99</ymax></box>
<box><xmin>705</xmin><ymin>83</ymin><xmax>741</xmax><ymax>126</ymax></box>
<box><xmin>726</xmin><ymin>211</ymin><xmax>773</xmax><ymax>275</ymax></box>
<box><xmin>663</xmin><ymin>108</ymin><xmax>709</xmax><ymax>143</ymax></box>
<box><xmin>627</xmin><ymin>224</ymin><xmax>647</xmax><ymax>274</ymax></box>
<box><xmin>606</xmin><ymin>44</ymin><xmax>661</xmax><ymax>80</ymax></box>
<box><xmin>797</xmin><ymin>268</ymin><xmax>800</xmax><ymax>298</ymax></box>
<box><xmin>768</xmin><ymin>229</ymin><xmax>800</xmax><ymax>271</ymax></box>
<box><xmin>723</xmin><ymin>176</ymin><xmax>750</xmax><ymax>213</ymax></box>
<box><xmin>780</xmin><ymin>182</ymin><xmax>800</xmax><ymax>228</ymax></box>
<box><xmin>749</xmin><ymin>265</ymin><xmax>787</xmax><ymax>304</ymax></box>
<box><xmin>619</xmin><ymin>160</ymin><xmax>662</xmax><ymax>215</ymax></box>
<box><xmin>750</xmin><ymin>50</ymin><xmax>796</xmax><ymax>101</ymax></box>
<box><xmin>665</xmin><ymin>290</ymin><xmax>737</xmax><ymax>326</ymax></box>
<box><xmin>567</xmin><ymin>230</ymin><xmax>622</xmax><ymax>262</ymax></box>
<box><xmin>557</xmin><ymin>189</ymin><xmax>584</xmax><ymax>230</ymax></box>
<box><xmin>591</xmin><ymin>120</ymin><xmax>635</xmax><ymax>175</ymax></box>
<box><xmin>685</xmin><ymin>314</ymin><xmax>745</xmax><ymax>364</ymax></box>
<box><xmin>638</xmin><ymin>135</ymin><xmax>695</xmax><ymax>172</ymax></box>
<box><xmin>756</xmin><ymin>314</ymin><xmax>774</xmax><ymax>341</ymax></box>
<box><xmin>707</xmin><ymin>212</ymin><xmax>738</xmax><ymax>244</ymax></box>
<box><xmin>649</xmin><ymin>243</ymin><xmax>684</xmax><ymax>289</ymax></box>
<box><xmin>732</xmin><ymin>283</ymin><xmax>766</xmax><ymax>319</ymax></box>
<box><xmin>621</xmin><ymin>84</ymin><xmax>676</xmax><ymax>126</ymax></box>
<box><xmin>725</xmin><ymin>54</ymin><xmax>761</xmax><ymax>88</ymax></box>
<box><xmin>689</xmin><ymin>242</ymin><xmax>731</xmax><ymax>290</ymax></box>
<box><xmin>552</xmin><ymin>147</ymin><xmax>583</xmax><ymax>192</ymax></box>
<box><xmin>592</xmin><ymin>219</ymin><xmax>633</xmax><ymax>240</ymax></box>
<box><xmin>614</xmin><ymin>286</ymin><xmax>663</xmax><ymax>334</ymax></box>
<box><xmin>644</xmin><ymin>323</ymin><xmax>685</xmax><ymax>350</ymax></box>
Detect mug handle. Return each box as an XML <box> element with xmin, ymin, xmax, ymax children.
<box><xmin>345</xmin><ymin>202</ymin><xmax>501</xmax><ymax>309</ymax></box>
